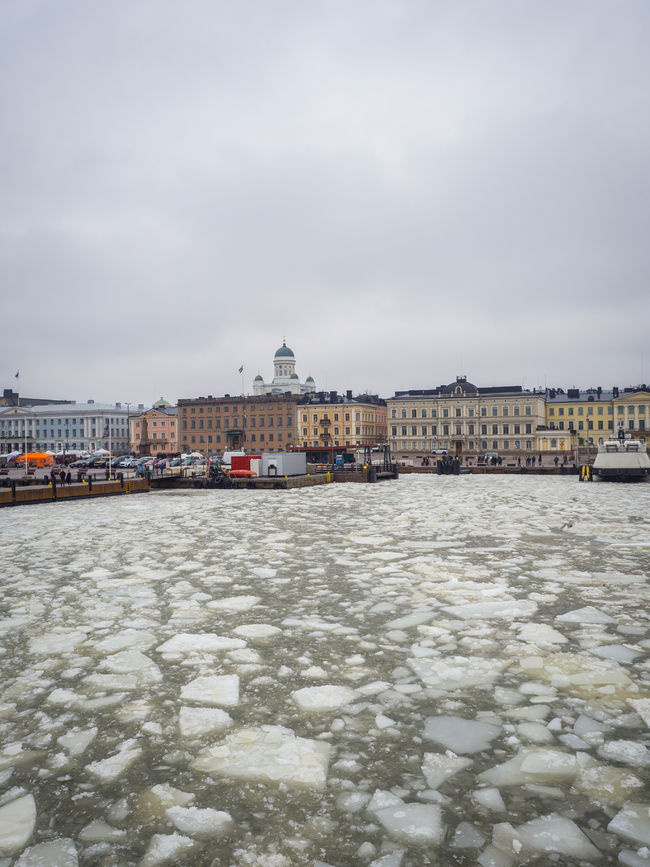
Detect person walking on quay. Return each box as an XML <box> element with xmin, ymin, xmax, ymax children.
<box><xmin>532</xmin><ymin>456</ymin><xmax>536</xmax><ymax>466</ymax></box>
<box><xmin>59</xmin><ymin>469</ymin><xmax>66</xmax><ymax>485</ymax></box>
<box><xmin>66</xmin><ymin>471</ymin><xmax>72</xmax><ymax>485</ymax></box>
<box><xmin>554</xmin><ymin>456</ymin><xmax>559</xmax><ymax>467</ymax></box>
<box><xmin>539</xmin><ymin>453</ymin><xmax>542</xmax><ymax>464</ymax></box>
<box><xmin>517</xmin><ymin>457</ymin><xmax>521</xmax><ymax>466</ymax></box>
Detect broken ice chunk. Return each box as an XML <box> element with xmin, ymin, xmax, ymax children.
<box><xmin>178</xmin><ymin>708</ymin><xmax>233</xmax><ymax>739</ymax></box>
<box><xmin>156</xmin><ymin>634</ymin><xmax>245</xmax><ymax>654</ymax></box>
<box><xmin>191</xmin><ymin>725</ymin><xmax>331</xmax><ymax>790</ymax></box>
<box><xmin>140</xmin><ymin>833</ymin><xmax>195</xmax><ymax>867</ymax></box>
<box><xmin>421</xmin><ymin>753</ymin><xmax>473</xmax><ymax>790</ymax></box>
<box><xmin>608</xmin><ymin>803</ymin><xmax>650</xmax><ymax>847</ymax></box>
<box><xmin>556</xmin><ymin>606</ymin><xmax>616</xmax><ymax>625</ymax></box>
<box><xmin>0</xmin><ymin>793</ymin><xmax>36</xmax><ymax>854</ymax></box>
<box><xmin>56</xmin><ymin>727</ymin><xmax>97</xmax><ymax>757</ymax></box>
<box><xmin>232</xmin><ymin>625</ymin><xmax>282</xmax><ymax>641</ymax></box>
<box><xmin>598</xmin><ymin>740</ymin><xmax>650</xmax><ymax>768</ymax></box>
<box><xmin>100</xmin><ymin>651</ymin><xmax>162</xmax><ymax>684</ymax></box>
<box><xmin>180</xmin><ymin>675</ymin><xmax>239</xmax><ymax>708</ymax></box>
<box><xmin>367</xmin><ymin>790</ymin><xmax>405</xmax><ymax>812</ymax></box>
<box><xmin>16</xmin><ymin>838</ymin><xmax>78</xmax><ymax>867</ymax></box>
<box><xmin>165</xmin><ymin>806</ymin><xmax>233</xmax><ymax>839</ymax></box>
<box><xmin>450</xmin><ymin>822</ymin><xmax>486</xmax><ymax>849</ymax></box>
<box><xmin>206</xmin><ymin>596</ymin><xmax>260</xmax><ymax>612</ymax></box>
<box><xmin>85</xmin><ymin>746</ymin><xmax>142</xmax><ymax>783</ymax></box>
<box><xmin>423</xmin><ymin>716</ymin><xmax>501</xmax><ymax>754</ymax></box>
<box><xmin>573</xmin><ymin>763</ymin><xmax>643</xmax><ymax>806</ymax></box>
<box><xmin>516</xmin><ymin>813</ymin><xmax>601</xmax><ymax>860</ymax></box>
<box><xmin>79</xmin><ymin>822</ymin><xmax>126</xmax><ymax>843</ymax></box>
<box><xmin>472</xmin><ymin>787</ymin><xmax>506</xmax><ymax>811</ymax></box>
<box><xmin>478</xmin><ymin>749</ymin><xmax>579</xmax><ymax>787</ymax></box>
<box><xmin>443</xmin><ymin>600</ymin><xmax>537</xmax><ymax>620</ymax></box>
<box><xmin>292</xmin><ymin>685</ymin><xmax>358</xmax><ymax>713</ymax></box>
<box><xmin>94</xmin><ymin>630</ymin><xmax>157</xmax><ymax>654</ymax></box>
<box><xmin>373</xmin><ymin>804</ymin><xmax>443</xmax><ymax>846</ymax></box>
<box><xmin>590</xmin><ymin>645</ymin><xmax>642</xmax><ymax>664</ymax></box>
<box><xmin>29</xmin><ymin>631</ymin><xmax>88</xmax><ymax>655</ymax></box>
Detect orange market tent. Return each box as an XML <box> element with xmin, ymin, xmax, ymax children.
<box><xmin>20</xmin><ymin>453</ymin><xmax>54</xmax><ymax>467</ymax></box>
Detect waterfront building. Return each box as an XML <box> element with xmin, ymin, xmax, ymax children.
<box><xmin>387</xmin><ymin>376</ymin><xmax>546</xmax><ymax>458</ymax></box>
<box><xmin>0</xmin><ymin>388</ymin><xmax>72</xmax><ymax>408</ymax></box>
<box><xmin>0</xmin><ymin>400</ymin><xmax>140</xmax><ymax>455</ymax></box>
<box><xmin>252</xmin><ymin>340</ymin><xmax>315</xmax><ymax>396</ymax></box>
<box><xmin>130</xmin><ymin>399</ymin><xmax>178</xmax><ymax>456</ymax></box>
<box><xmin>541</xmin><ymin>385</ymin><xmax>650</xmax><ymax>452</ymax></box>
<box><xmin>297</xmin><ymin>391</ymin><xmax>387</xmax><ymax>448</ymax></box>
<box><xmin>177</xmin><ymin>393</ymin><xmax>301</xmax><ymax>456</ymax></box>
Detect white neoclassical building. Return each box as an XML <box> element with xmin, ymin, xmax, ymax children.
<box><xmin>252</xmin><ymin>340</ymin><xmax>315</xmax><ymax>396</ymax></box>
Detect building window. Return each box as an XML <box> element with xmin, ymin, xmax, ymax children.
<box><xmin>513</xmin><ymin>406</ymin><xmax>520</xmax><ymax>416</ymax></box>
<box><xmin>525</xmin><ymin>424</ymin><xmax>532</xmax><ymax>434</ymax></box>
<box><xmin>551</xmin><ymin>439</ymin><xmax>557</xmax><ymax>448</ymax></box>
<box><xmin>503</xmin><ymin>440</ymin><xmax>509</xmax><ymax>449</ymax></box>
<box><xmin>191</xmin><ymin>435</ymin><xmax>196</xmax><ymax>443</ymax></box>
<box><xmin>491</xmin><ymin>406</ymin><xmax>498</xmax><ymax>416</ymax></box>
<box><xmin>455</xmin><ymin>408</ymin><xmax>461</xmax><ymax>417</ymax></box>
<box><xmin>481</xmin><ymin>425</ymin><xmax>487</xmax><ymax>435</ymax></box>
<box><xmin>526</xmin><ymin>440</ymin><xmax>532</xmax><ymax>449</ymax></box>
<box><xmin>345</xmin><ymin>427</ymin><xmax>350</xmax><ymax>435</ymax></box>
<box><xmin>598</xmin><ymin>406</ymin><xmax>603</xmax><ymax>415</ymax></box>
<box><xmin>558</xmin><ymin>422</ymin><xmax>564</xmax><ymax>430</ymax></box>
<box><xmin>411</xmin><ymin>409</ymin><xmax>417</xmax><ymax>418</ymax></box>
<box><xmin>401</xmin><ymin>410</ymin><xmax>406</xmax><ymax>418</ymax></box>
<box><xmin>482</xmin><ymin>440</ymin><xmax>488</xmax><ymax>449</ymax></box>
<box><xmin>443</xmin><ymin>409</ymin><xmax>449</xmax><ymax>418</ymax></box>
<box><xmin>421</xmin><ymin>426</ymin><xmax>427</xmax><ymax>436</ymax></box>
<box><xmin>514</xmin><ymin>440</ymin><xmax>521</xmax><ymax>449</ymax></box>
<box><xmin>578</xmin><ymin>421</ymin><xmax>584</xmax><ymax>430</ymax></box>
<box><xmin>492</xmin><ymin>425</ymin><xmax>498</xmax><ymax>435</ymax></box>
<box><xmin>411</xmin><ymin>426</ymin><xmax>417</xmax><ymax>436</ymax></box>
<box><xmin>629</xmin><ymin>421</ymin><xmax>635</xmax><ymax>430</ymax></box>
<box><xmin>503</xmin><ymin>424</ymin><xmax>509</xmax><ymax>435</ymax></box>
<box><xmin>421</xmin><ymin>409</ymin><xmax>427</xmax><ymax>418</ymax></box>
<box><xmin>443</xmin><ymin>425</ymin><xmax>449</xmax><ymax>435</ymax></box>
<box><xmin>492</xmin><ymin>441</ymin><xmax>498</xmax><ymax>449</ymax></box>
<box><xmin>468</xmin><ymin>424</ymin><xmax>474</xmax><ymax>435</ymax></box>
<box><xmin>431</xmin><ymin>425</ymin><xmax>437</xmax><ymax>435</ymax></box>
<box><xmin>503</xmin><ymin>407</ymin><xmax>509</xmax><ymax>417</ymax></box>
<box><xmin>455</xmin><ymin>425</ymin><xmax>461</xmax><ymax>435</ymax></box>
<box><xmin>391</xmin><ymin>410</ymin><xmax>397</xmax><ymax>418</ymax></box>
<box><xmin>431</xmin><ymin>409</ymin><xmax>437</xmax><ymax>418</ymax></box>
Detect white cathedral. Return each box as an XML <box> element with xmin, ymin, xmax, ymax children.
<box><xmin>253</xmin><ymin>340</ymin><xmax>315</xmax><ymax>396</ymax></box>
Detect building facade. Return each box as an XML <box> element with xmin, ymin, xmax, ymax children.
<box><xmin>253</xmin><ymin>340</ymin><xmax>315</xmax><ymax>395</ymax></box>
<box><xmin>177</xmin><ymin>394</ymin><xmax>301</xmax><ymax>456</ymax></box>
<box><xmin>539</xmin><ymin>385</ymin><xmax>650</xmax><ymax>452</ymax></box>
<box><xmin>130</xmin><ymin>400</ymin><xmax>178</xmax><ymax>455</ymax></box>
<box><xmin>0</xmin><ymin>400</ymin><xmax>139</xmax><ymax>455</ymax></box>
<box><xmin>387</xmin><ymin>376</ymin><xmax>546</xmax><ymax>457</ymax></box>
<box><xmin>297</xmin><ymin>391</ymin><xmax>387</xmax><ymax>448</ymax></box>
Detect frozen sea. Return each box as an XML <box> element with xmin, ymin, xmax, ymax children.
<box><xmin>1</xmin><ymin>475</ymin><xmax>650</xmax><ymax>867</ymax></box>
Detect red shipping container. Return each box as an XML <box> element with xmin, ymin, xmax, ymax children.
<box><xmin>231</xmin><ymin>455</ymin><xmax>261</xmax><ymax>471</ymax></box>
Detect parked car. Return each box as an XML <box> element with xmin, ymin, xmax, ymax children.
<box><xmin>431</xmin><ymin>449</ymin><xmax>448</xmax><ymax>455</ymax></box>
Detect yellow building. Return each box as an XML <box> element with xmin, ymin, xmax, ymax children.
<box><xmin>541</xmin><ymin>386</ymin><xmax>650</xmax><ymax>452</ymax></box>
<box><xmin>297</xmin><ymin>391</ymin><xmax>387</xmax><ymax>448</ymax></box>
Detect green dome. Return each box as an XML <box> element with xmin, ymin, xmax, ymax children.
<box><xmin>254</xmin><ymin>374</ymin><xmax>263</xmax><ymax>381</ymax></box>
<box><xmin>306</xmin><ymin>375</ymin><xmax>314</xmax><ymax>382</ymax></box>
<box><xmin>290</xmin><ymin>373</ymin><xmax>299</xmax><ymax>379</ymax></box>
<box><xmin>274</xmin><ymin>340</ymin><xmax>294</xmax><ymax>358</ymax></box>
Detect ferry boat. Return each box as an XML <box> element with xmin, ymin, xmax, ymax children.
<box><xmin>592</xmin><ymin>424</ymin><xmax>650</xmax><ymax>482</ymax></box>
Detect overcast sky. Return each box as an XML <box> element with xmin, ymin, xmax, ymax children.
<box><xmin>2</xmin><ymin>1</ymin><xmax>649</xmax><ymax>405</ymax></box>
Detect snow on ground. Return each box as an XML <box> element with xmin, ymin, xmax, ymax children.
<box><xmin>0</xmin><ymin>474</ymin><xmax>649</xmax><ymax>866</ymax></box>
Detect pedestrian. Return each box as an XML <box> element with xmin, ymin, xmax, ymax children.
<box><xmin>66</xmin><ymin>471</ymin><xmax>71</xmax><ymax>485</ymax></box>
<box><xmin>59</xmin><ymin>469</ymin><xmax>66</xmax><ymax>485</ymax></box>
<box><xmin>554</xmin><ymin>456</ymin><xmax>559</xmax><ymax>467</ymax></box>
<box><xmin>539</xmin><ymin>453</ymin><xmax>542</xmax><ymax>464</ymax></box>
<box><xmin>517</xmin><ymin>456</ymin><xmax>521</xmax><ymax>466</ymax></box>
<box><xmin>532</xmin><ymin>456</ymin><xmax>535</xmax><ymax>466</ymax></box>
